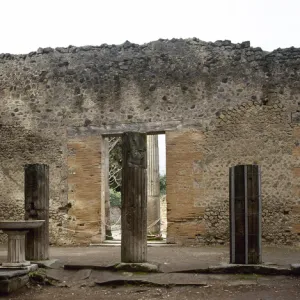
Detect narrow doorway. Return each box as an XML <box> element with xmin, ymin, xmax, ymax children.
<box><xmin>105</xmin><ymin>136</ymin><xmax>122</xmax><ymax>241</ymax></box>
<box><xmin>147</xmin><ymin>133</ymin><xmax>167</xmax><ymax>241</ymax></box>
<box><xmin>158</xmin><ymin>134</ymin><xmax>167</xmax><ymax>240</ymax></box>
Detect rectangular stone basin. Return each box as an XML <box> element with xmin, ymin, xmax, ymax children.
<box><xmin>0</xmin><ymin>220</ymin><xmax>45</xmax><ymax>268</ymax></box>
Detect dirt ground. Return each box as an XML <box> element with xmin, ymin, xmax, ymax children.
<box><xmin>1</xmin><ymin>245</ymin><xmax>300</xmax><ymax>299</ymax></box>
<box><xmin>2</xmin><ymin>276</ymin><xmax>300</xmax><ymax>300</ymax></box>
<box><xmin>1</xmin><ymin>245</ymin><xmax>300</xmax><ymax>272</ymax></box>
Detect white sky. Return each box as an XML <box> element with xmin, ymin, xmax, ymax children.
<box><xmin>1</xmin><ymin>0</ymin><xmax>299</xmax><ymax>173</ymax></box>
<box><xmin>158</xmin><ymin>135</ymin><xmax>166</xmax><ymax>175</ymax></box>
<box><xmin>1</xmin><ymin>0</ymin><xmax>299</xmax><ymax>54</ymax></box>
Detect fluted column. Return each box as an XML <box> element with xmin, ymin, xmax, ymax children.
<box><xmin>25</xmin><ymin>164</ymin><xmax>49</xmax><ymax>261</ymax></box>
<box><xmin>230</xmin><ymin>164</ymin><xmax>262</xmax><ymax>264</ymax></box>
<box><xmin>147</xmin><ymin>135</ymin><xmax>160</xmax><ymax>234</ymax></box>
<box><xmin>2</xmin><ymin>230</ymin><xmax>30</xmax><ymax>267</ymax></box>
<box><xmin>104</xmin><ymin>138</ymin><xmax>113</xmax><ymax>240</ymax></box>
<box><xmin>121</xmin><ymin>132</ymin><xmax>147</xmax><ymax>263</ymax></box>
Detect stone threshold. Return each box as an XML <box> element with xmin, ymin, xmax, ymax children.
<box><xmin>44</xmin><ymin>268</ymin><xmax>300</xmax><ymax>289</ymax></box>
<box><xmin>63</xmin><ymin>262</ymin><xmax>300</xmax><ymax>276</ymax></box>
<box><xmin>174</xmin><ymin>263</ymin><xmax>300</xmax><ymax>276</ymax></box>
<box><xmin>64</xmin><ymin>263</ymin><xmax>159</xmax><ymax>272</ymax></box>
<box><xmin>0</xmin><ymin>264</ymin><xmax>38</xmax><ymax>274</ymax></box>
<box><xmin>90</xmin><ymin>241</ymin><xmax>176</xmax><ymax>247</ymax></box>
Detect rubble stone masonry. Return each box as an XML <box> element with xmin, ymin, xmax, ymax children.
<box><xmin>0</xmin><ymin>38</ymin><xmax>300</xmax><ymax>245</ymax></box>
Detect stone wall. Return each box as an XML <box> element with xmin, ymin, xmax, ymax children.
<box><xmin>166</xmin><ymin>103</ymin><xmax>299</xmax><ymax>245</ymax></box>
<box><xmin>67</xmin><ymin>133</ymin><xmax>105</xmax><ymax>244</ymax></box>
<box><xmin>0</xmin><ymin>38</ymin><xmax>300</xmax><ymax>245</ymax></box>
<box><xmin>0</xmin><ymin>126</ymin><xmax>68</xmax><ymax>244</ymax></box>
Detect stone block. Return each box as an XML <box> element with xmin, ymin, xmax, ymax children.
<box><xmin>0</xmin><ymin>275</ymin><xmax>29</xmax><ymax>294</ymax></box>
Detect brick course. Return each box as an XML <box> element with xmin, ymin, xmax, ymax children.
<box><xmin>67</xmin><ymin>135</ymin><xmax>105</xmax><ymax>244</ymax></box>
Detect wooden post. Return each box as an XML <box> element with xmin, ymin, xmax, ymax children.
<box><xmin>121</xmin><ymin>132</ymin><xmax>147</xmax><ymax>263</ymax></box>
<box><xmin>229</xmin><ymin>164</ymin><xmax>262</xmax><ymax>264</ymax></box>
<box><xmin>147</xmin><ymin>135</ymin><xmax>160</xmax><ymax>235</ymax></box>
<box><xmin>24</xmin><ymin>164</ymin><xmax>49</xmax><ymax>261</ymax></box>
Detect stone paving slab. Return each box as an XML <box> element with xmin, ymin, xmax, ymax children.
<box><xmin>62</xmin><ymin>262</ymin><xmax>299</xmax><ymax>276</ymax></box>
<box><xmin>43</xmin><ymin>268</ymin><xmax>292</xmax><ymax>288</ymax></box>
<box><xmin>177</xmin><ymin>263</ymin><xmax>293</xmax><ymax>275</ymax></box>
<box><xmin>114</xmin><ymin>262</ymin><xmax>159</xmax><ymax>272</ymax></box>
<box><xmin>94</xmin><ymin>272</ymin><xmax>209</xmax><ymax>286</ymax></box>
<box><xmin>31</xmin><ymin>259</ymin><xmax>60</xmax><ymax>269</ymax></box>
<box><xmin>0</xmin><ymin>269</ymin><xmax>28</xmax><ymax>280</ymax></box>
<box><xmin>0</xmin><ymin>264</ymin><xmax>38</xmax><ymax>294</ymax></box>
<box><xmin>64</xmin><ymin>264</ymin><xmax>115</xmax><ymax>271</ymax></box>
<box><xmin>72</xmin><ymin>269</ymin><xmax>92</xmax><ymax>281</ymax></box>
<box><xmin>46</xmin><ymin>269</ymin><xmax>80</xmax><ymax>282</ymax></box>
<box><xmin>45</xmin><ymin>269</ymin><xmax>215</xmax><ymax>286</ymax></box>
<box><xmin>0</xmin><ymin>275</ymin><xmax>29</xmax><ymax>294</ymax></box>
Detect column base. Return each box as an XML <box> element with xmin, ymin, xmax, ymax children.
<box><xmin>0</xmin><ymin>263</ymin><xmax>38</xmax><ymax>272</ymax></box>
<box><xmin>2</xmin><ymin>261</ymin><xmax>31</xmax><ymax>268</ymax></box>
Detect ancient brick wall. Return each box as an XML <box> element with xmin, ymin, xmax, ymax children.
<box><xmin>166</xmin><ymin>130</ymin><xmax>205</xmax><ymax>244</ymax></box>
<box><xmin>166</xmin><ymin>103</ymin><xmax>299</xmax><ymax>245</ymax></box>
<box><xmin>0</xmin><ymin>39</ymin><xmax>300</xmax><ymax>245</ymax></box>
<box><xmin>67</xmin><ymin>134</ymin><xmax>105</xmax><ymax>244</ymax></box>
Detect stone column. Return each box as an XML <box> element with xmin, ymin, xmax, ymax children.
<box><xmin>25</xmin><ymin>164</ymin><xmax>49</xmax><ymax>261</ymax></box>
<box><xmin>121</xmin><ymin>132</ymin><xmax>147</xmax><ymax>263</ymax></box>
<box><xmin>104</xmin><ymin>138</ymin><xmax>113</xmax><ymax>240</ymax></box>
<box><xmin>2</xmin><ymin>231</ymin><xmax>30</xmax><ymax>267</ymax></box>
<box><xmin>229</xmin><ymin>164</ymin><xmax>262</xmax><ymax>264</ymax></box>
<box><xmin>147</xmin><ymin>135</ymin><xmax>160</xmax><ymax>234</ymax></box>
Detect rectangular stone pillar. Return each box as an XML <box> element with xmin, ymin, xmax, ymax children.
<box><xmin>230</xmin><ymin>164</ymin><xmax>262</xmax><ymax>264</ymax></box>
<box><xmin>24</xmin><ymin>164</ymin><xmax>49</xmax><ymax>261</ymax></box>
<box><xmin>165</xmin><ymin>130</ymin><xmax>205</xmax><ymax>244</ymax></box>
<box><xmin>67</xmin><ymin>134</ymin><xmax>105</xmax><ymax>244</ymax></box>
<box><xmin>121</xmin><ymin>132</ymin><xmax>147</xmax><ymax>263</ymax></box>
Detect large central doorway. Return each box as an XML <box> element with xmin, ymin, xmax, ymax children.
<box><xmin>104</xmin><ymin>133</ymin><xmax>167</xmax><ymax>242</ymax></box>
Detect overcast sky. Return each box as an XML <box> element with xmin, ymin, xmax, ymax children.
<box><xmin>1</xmin><ymin>0</ymin><xmax>299</xmax><ymax>54</ymax></box>
<box><xmin>1</xmin><ymin>0</ymin><xmax>299</xmax><ymax>174</ymax></box>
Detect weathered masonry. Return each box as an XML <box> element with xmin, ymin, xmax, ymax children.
<box><xmin>1</xmin><ymin>38</ymin><xmax>300</xmax><ymax>246</ymax></box>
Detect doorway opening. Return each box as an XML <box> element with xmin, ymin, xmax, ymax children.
<box><xmin>105</xmin><ymin>136</ymin><xmax>122</xmax><ymax>241</ymax></box>
<box><xmin>104</xmin><ymin>133</ymin><xmax>167</xmax><ymax>242</ymax></box>
<box><xmin>147</xmin><ymin>133</ymin><xmax>167</xmax><ymax>241</ymax></box>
